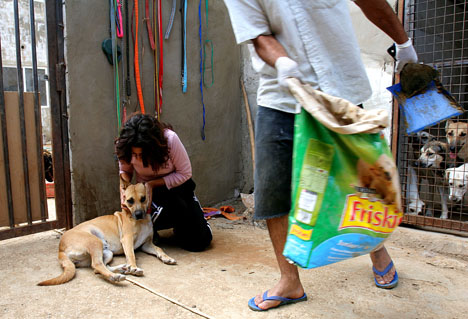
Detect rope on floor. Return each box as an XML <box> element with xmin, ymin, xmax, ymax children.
<box><xmin>125</xmin><ymin>277</ymin><xmax>215</xmax><ymax>319</ymax></box>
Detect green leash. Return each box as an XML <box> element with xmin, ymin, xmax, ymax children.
<box><xmin>202</xmin><ymin>0</ymin><xmax>214</xmax><ymax>88</ymax></box>
<box><xmin>110</xmin><ymin>0</ymin><xmax>121</xmax><ymax>132</ymax></box>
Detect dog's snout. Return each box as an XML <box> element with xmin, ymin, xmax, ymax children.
<box><xmin>135</xmin><ymin>210</ymin><xmax>145</xmax><ymax>220</ymax></box>
<box><xmin>413</xmin><ymin>161</ymin><xmax>419</xmax><ymax>167</ymax></box>
<box><xmin>449</xmin><ymin>146</ymin><xmax>456</xmax><ymax>152</ymax></box>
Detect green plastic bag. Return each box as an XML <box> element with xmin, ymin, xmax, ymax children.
<box><xmin>283</xmin><ymin>79</ymin><xmax>403</xmax><ymax>269</ymax></box>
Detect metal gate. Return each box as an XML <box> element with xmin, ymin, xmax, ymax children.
<box><xmin>397</xmin><ymin>0</ymin><xmax>468</xmax><ymax>233</ymax></box>
<box><xmin>0</xmin><ymin>0</ymin><xmax>71</xmax><ymax>240</ymax></box>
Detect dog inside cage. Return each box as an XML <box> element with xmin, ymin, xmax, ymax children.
<box><xmin>399</xmin><ymin>0</ymin><xmax>467</xmax><ymax>227</ymax></box>
<box><xmin>401</xmin><ymin>118</ymin><xmax>468</xmax><ymax>222</ymax></box>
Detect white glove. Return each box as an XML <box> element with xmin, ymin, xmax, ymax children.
<box><xmin>274</xmin><ymin>56</ymin><xmax>304</xmax><ymax>88</ymax></box>
<box><xmin>395</xmin><ymin>39</ymin><xmax>418</xmax><ymax>73</ymax></box>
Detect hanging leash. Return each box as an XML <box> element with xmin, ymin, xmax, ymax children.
<box><xmin>119</xmin><ymin>0</ymin><xmax>126</xmax><ymax>126</ymax></box>
<box><xmin>110</xmin><ymin>0</ymin><xmax>122</xmax><ymax>131</ymax></box>
<box><xmin>202</xmin><ymin>0</ymin><xmax>214</xmax><ymax>88</ymax></box>
<box><xmin>144</xmin><ymin>0</ymin><xmax>155</xmax><ymax>50</ymax></box>
<box><xmin>133</xmin><ymin>0</ymin><xmax>146</xmax><ymax>113</ymax></box>
<box><xmin>164</xmin><ymin>0</ymin><xmax>177</xmax><ymax>40</ymax></box>
<box><xmin>198</xmin><ymin>0</ymin><xmax>206</xmax><ymax>140</ymax></box>
<box><xmin>153</xmin><ymin>0</ymin><xmax>160</xmax><ymax>118</ymax></box>
<box><xmin>116</xmin><ymin>0</ymin><xmax>124</xmax><ymax>38</ymax></box>
<box><xmin>180</xmin><ymin>0</ymin><xmax>187</xmax><ymax>93</ymax></box>
<box><xmin>157</xmin><ymin>0</ymin><xmax>163</xmax><ymax>111</ymax></box>
<box><xmin>123</xmin><ymin>0</ymin><xmax>131</xmax><ymax>123</ymax></box>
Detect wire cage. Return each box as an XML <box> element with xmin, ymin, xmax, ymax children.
<box><xmin>398</xmin><ymin>0</ymin><xmax>468</xmax><ymax>233</ymax></box>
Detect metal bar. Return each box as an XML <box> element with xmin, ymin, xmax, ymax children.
<box><xmin>46</xmin><ymin>0</ymin><xmax>72</xmax><ymax>230</ymax></box>
<box><xmin>13</xmin><ymin>0</ymin><xmax>33</xmax><ymax>225</ymax></box>
<box><xmin>29</xmin><ymin>0</ymin><xmax>48</xmax><ymax>222</ymax></box>
<box><xmin>0</xmin><ymin>220</ymin><xmax>60</xmax><ymax>241</ymax></box>
<box><xmin>0</xmin><ymin>36</ymin><xmax>15</xmax><ymax>228</ymax></box>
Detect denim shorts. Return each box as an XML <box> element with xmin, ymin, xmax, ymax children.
<box><xmin>254</xmin><ymin>106</ymin><xmax>295</xmax><ymax>220</ymax></box>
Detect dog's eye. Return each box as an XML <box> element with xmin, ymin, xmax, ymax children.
<box><xmin>459</xmin><ymin>185</ymin><xmax>464</xmax><ymax>188</ymax></box>
<box><xmin>427</xmin><ymin>152</ymin><xmax>434</xmax><ymax>156</ymax></box>
<box><xmin>127</xmin><ymin>198</ymin><xmax>134</xmax><ymax>205</ymax></box>
<box><xmin>461</xmin><ymin>132</ymin><xmax>466</xmax><ymax>137</ymax></box>
<box><xmin>140</xmin><ymin>196</ymin><xmax>146</xmax><ymax>203</ymax></box>
<box><xmin>449</xmin><ymin>183</ymin><xmax>453</xmax><ymax>186</ymax></box>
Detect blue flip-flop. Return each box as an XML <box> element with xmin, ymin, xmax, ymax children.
<box><xmin>248</xmin><ymin>291</ymin><xmax>307</xmax><ymax>311</ymax></box>
<box><xmin>373</xmin><ymin>260</ymin><xmax>399</xmax><ymax>289</ymax></box>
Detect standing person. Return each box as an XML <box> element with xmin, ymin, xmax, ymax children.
<box><xmin>115</xmin><ymin>113</ymin><xmax>212</xmax><ymax>252</ymax></box>
<box><xmin>223</xmin><ymin>0</ymin><xmax>418</xmax><ymax>312</ymax></box>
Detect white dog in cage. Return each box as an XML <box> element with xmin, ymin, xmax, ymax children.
<box><xmin>406</xmin><ymin>166</ymin><xmax>425</xmax><ymax>215</ymax></box>
<box><xmin>445</xmin><ymin>163</ymin><xmax>468</xmax><ymax>204</ymax></box>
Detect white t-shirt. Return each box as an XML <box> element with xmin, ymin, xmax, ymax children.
<box><xmin>224</xmin><ymin>0</ymin><xmax>372</xmax><ymax>113</ymax></box>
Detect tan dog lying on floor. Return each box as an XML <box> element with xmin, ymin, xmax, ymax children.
<box><xmin>38</xmin><ymin>181</ymin><xmax>176</xmax><ymax>286</ymax></box>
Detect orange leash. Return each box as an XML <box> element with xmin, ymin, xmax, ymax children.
<box><xmin>134</xmin><ymin>0</ymin><xmax>145</xmax><ymax>113</ymax></box>
<box><xmin>202</xmin><ymin>206</ymin><xmax>245</xmax><ymax>221</ymax></box>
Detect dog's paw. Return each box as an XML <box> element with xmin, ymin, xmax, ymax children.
<box><xmin>122</xmin><ymin>265</ymin><xmax>144</xmax><ymax>276</ymax></box>
<box><xmin>108</xmin><ymin>274</ymin><xmax>126</xmax><ymax>283</ymax></box>
<box><xmin>161</xmin><ymin>255</ymin><xmax>177</xmax><ymax>265</ymax></box>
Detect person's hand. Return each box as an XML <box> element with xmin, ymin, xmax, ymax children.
<box><xmin>275</xmin><ymin>56</ymin><xmax>304</xmax><ymax>88</ymax></box>
<box><xmin>395</xmin><ymin>39</ymin><xmax>418</xmax><ymax>73</ymax></box>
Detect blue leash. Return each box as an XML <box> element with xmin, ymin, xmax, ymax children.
<box><xmin>198</xmin><ymin>0</ymin><xmax>206</xmax><ymax>140</ymax></box>
<box><xmin>181</xmin><ymin>0</ymin><xmax>188</xmax><ymax>93</ymax></box>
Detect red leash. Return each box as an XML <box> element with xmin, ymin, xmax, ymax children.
<box><xmin>145</xmin><ymin>0</ymin><xmax>155</xmax><ymax>50</ymax></box>
<box><xmin>157</xmin><ymin>0</ymin><xmax>163</xmax><ymax>112</ymax></box>
<box><xmin>134</xmin><ymin>0</ymin><xmax>145</xmax><ymax>113</ymax></box>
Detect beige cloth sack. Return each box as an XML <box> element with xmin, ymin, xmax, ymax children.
<box><xmin>287</xmin><ymin>78</ymin><xmax>389</xmax><ymax>134</ymax></box>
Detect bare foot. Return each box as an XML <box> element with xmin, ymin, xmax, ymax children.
<box><xmin>252</xmin><ymin>278</ymin><xmax>305</xmax><ymax>310</ymax></box>
<box><xmin>370</xmin><ymin>246</ymin><xmax>396</xmax><ymax>285</ymax></box>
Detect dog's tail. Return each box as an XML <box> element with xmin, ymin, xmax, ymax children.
<box><xmin>37</xmin><ymin>251</ymin><xmax>75</xmax><ymax>286</ymax></box>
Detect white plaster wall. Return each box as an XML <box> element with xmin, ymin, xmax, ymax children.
<box><xmin>0</xmin><ymin>0</ymin><xmax>48</xmax><ymax>68</ymax></box>
<box><xmin>348</xmin><ymin>0</ymin><xmax>399</xmax><ymax>143</ymax></box>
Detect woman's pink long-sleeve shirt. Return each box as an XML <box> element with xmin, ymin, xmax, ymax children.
<box><xmin>118</xmin><ymin>129</ymin><xmax>192</xmax><ymax>189</ymax></box>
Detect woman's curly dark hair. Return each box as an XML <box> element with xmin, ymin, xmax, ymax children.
<box><xmin>115</xmin><ymin>113</ymin><xmax>171</xmax><ymax>170</ymax></box>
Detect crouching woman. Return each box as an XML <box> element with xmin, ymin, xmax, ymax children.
<box><xmin>115</xmin><ymin>113</ymin><xmax>212</xmax><ymax>252</ymax></box>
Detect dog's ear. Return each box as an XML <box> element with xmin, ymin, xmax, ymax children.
<box><xmin>445</xmin><ymin>169</ymin><xmax>451</xmax><ymax>181</ymax></box>
<box><xmin>445</xmin><ymin>119</ymin><xmax>453</xmax><ymax>130</ymax></box>
<box><xmin>120</xmin><ymin>174</ymin><xmax>131</xmax><ymax>190</ymax></box>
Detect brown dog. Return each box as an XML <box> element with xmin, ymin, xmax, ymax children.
<box><xmin>38</xmin><ymin>181</ymin><xmax>176</xmax><ymax>286</ymax></box>
<box><xmin>446</xmin><ymin>120</ymin><xmax>468</xmax><ymax>162</ymax></box>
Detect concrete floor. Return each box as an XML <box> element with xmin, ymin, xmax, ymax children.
<box><xmin>1</xmin><ymin>216</ymin><xmax>468</xmax><ymax>319</ymax></box>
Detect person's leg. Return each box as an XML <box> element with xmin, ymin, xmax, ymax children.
<box><xmin>252</xmin><ymin>106</ymin><xmax>305</xmax><ymax>310</ymax></box>
<box><xmin>370</xmin><ymin>245</ymin><xmax>397</xmax><ymax>285</ymax></box>
<box><xmin>253</xmin><ymin>215</ymin><xmax>305</xmax><ymax>310</ymax></box>
<box><xmin>172</xmin><ymin>186</ymin><xmax>212</xmax><ymax>252</ymax></box>
<box><xmin>151</xmin><ymin>179</ymin><xmax>212</xmax><ymax>252</ymax></box>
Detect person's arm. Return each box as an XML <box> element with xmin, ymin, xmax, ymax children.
<box><xmin>353</xmin><ymin>0</ymin><xmax>408</xmax><ymax>44</ymax></box>
<box><xmin>253</xmin><ymin>35</ymin><xmax>304</xmax><ymax>87</ymax></box>
<box><xmin>353</xmin><ymin>0</ymin><xmax>418</xmax><ymax>73</ymax></box>
<box><xmin>252</xmin><ymin>35</ymin><xmax>288</xmax><ymax>67</ymax></box>
<box><xmin>162</xmin><ymin>132</ymin><xmax>192</xmax><ymax>189</ymax></box>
